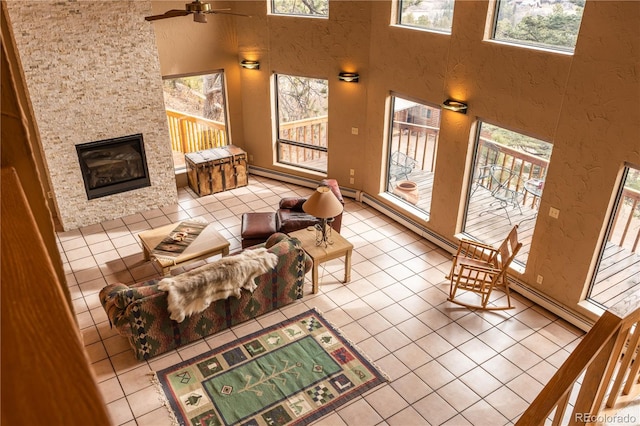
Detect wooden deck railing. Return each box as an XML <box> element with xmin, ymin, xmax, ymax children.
<box><xmin>166</xmin><ymin>109</ymin><xmax>227</xmax><ymax>154</ymax></box>
<box><xmin>474</xmin><ymin>137</ymin><xmax>550</xmax><ymax>209</ymax></box>
<box><xmin>517</xmin><ymin>300</ymin><xmax>640</xmax><ymax>425</ymax></box>
<box><xmin>391</xmin><ymin>121</ymin><xmax>439</xmax><ymax>173</ymax></box>
<box><xmin>610</xmin><ymin>188</ymin><xmax>640</xmax><ymax>253</ymax></box>
<box><xmin>278</xmin><ymin>116</ymin><xmax>328</xmax><ymax>167</ymax></box>
<box><xmin>168</xmin><ymin>110</ymin><xmax>638</xmax><ymax>255</ymax></box>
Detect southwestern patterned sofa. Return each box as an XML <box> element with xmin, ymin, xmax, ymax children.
<box><xmin>99</xmin><ymin>233</ymin><xmax>312</xmax><ymax>360</ymax></box>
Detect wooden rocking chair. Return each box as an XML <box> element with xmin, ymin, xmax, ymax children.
<box><xmin>446</xmin><ymin>225</ymin><xmax>522</xmax><ymax>310</ymax></box>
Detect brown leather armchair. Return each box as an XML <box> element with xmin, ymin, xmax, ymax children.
<box><xmin>241</xmin><ymin>179</ymin><xmax>344</xmax><ymax>248</ymax></box>
<box><xmin>277</xmin><ymin>179</ymin><xmax>344</xmax><ymax>233</ymax></box>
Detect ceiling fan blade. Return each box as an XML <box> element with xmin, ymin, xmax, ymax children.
<box><xmin>144</xmin><ymin>9</ymin><xmax>191</xmax><ymax>22</ymax></box>
<box><xmin>206</xmin><ymin>10</ymin><xmax>251</xmax><ymax>17</ymax></box>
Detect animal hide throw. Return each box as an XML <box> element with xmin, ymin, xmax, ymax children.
<box><xmin>158</xmin><ymin>248</ymin><xmax>279</xmax><ymax>323</ymax></box>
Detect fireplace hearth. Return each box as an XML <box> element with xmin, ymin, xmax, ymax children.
<box><xmin>76</xmin><ymin>134</ymin><xmax>151</xmax><ymax>200</ymax></box>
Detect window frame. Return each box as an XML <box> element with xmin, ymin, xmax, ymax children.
<box><xmin>586</xmin><ymin>164</ymin><xmax>640</xmax><ymax>310</ymax></box>
<box><xmin>490</xmin><ymin>0</ymin><xmax>584</xmax><ymax>54</ymax></box>
<box><xmin>161</xmin><ymin>70</ymin><xmax>230</xmax><ymax>171</ymax></box>
<box><xmin>461</xmin><ymin>120</ymin><xmax>553</xmax><ymax>267</ymax></box>
<box><xmin>395</xmin><ymin>0</ymin><xmax>454</xmax><ymax>34</ymax></box>
<box><xmin>274</xmin><ymin>73</ymin><xmax>329</xmax><ymax>173</ymax></box>
<box><xmin>384</xmin><ymin>93</ymin><xmax>442</xmax><ymax>216</ymax></box>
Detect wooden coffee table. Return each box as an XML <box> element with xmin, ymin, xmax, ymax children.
<box><xmin>138</xmin><ymin>222</ymin><xmax>230</xmax><ymax>274</ymax></box>
<box><xmin>288</xmin><ymin>227</ymin><xmax>353</xmax><ymax>294</ymax></box>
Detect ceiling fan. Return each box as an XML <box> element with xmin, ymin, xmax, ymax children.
<box><xmin>145</xmin><ymin>0</ymin><xmax>250</xmax><ymax>23</ymax></box>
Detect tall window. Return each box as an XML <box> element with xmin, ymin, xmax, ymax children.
<box><xmin>493</xmin><ymin>0</ymin><xmax>585</xmax><ymax>52</ymax></box>
<box><xmin>398</xmin><ymin>0</ymin><xmax>454</xmax><ymax>33</ymax></box>
<box><xmin>386</xmin><ymin>96</ymin><xmax>441</xmax><ymax>215</ymax></box>
<box><xmin>271</xmin><ymin>0</ymin><xmax>328</xmax><ymax>17</ymax></box>
<box><xmin>162</xmin><ymin>72</ymin><xmax>228</xmax><ymax>171</ymax></box>
<box><xmin>463</xmin><ymin>122</ymin><xmax>553</xmax><ymax>265</ymax></box>
<box><xmin>275</xmin><ymin>74</ymin><xmax>328</xmax><ymax>173</ymax></box>
<box><xmin>588</xmin><ymin>165</ymin><xmax>640</xmax><ymax>309</ymax></box>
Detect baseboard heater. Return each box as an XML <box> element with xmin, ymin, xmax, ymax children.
<box><xmin>508</xmin><ymin>281</ymin><xmax>594</xmax><ymax>331</ymax></box>
<box><xmin>359</xmin><ymin>192</ymin><xmax>458</xmax><ymax>252</ymax></box>
<box><xmin>248</xmin><ymin>167</ymin><xmax>595</xmax><ymax>331</ymax></box>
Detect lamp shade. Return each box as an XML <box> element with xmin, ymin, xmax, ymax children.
<box><xmin>302</xmin><ymin>186</ymin><xmax>343</xmax><ymax>219</ymax></box>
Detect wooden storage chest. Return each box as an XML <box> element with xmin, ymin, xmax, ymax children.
<box><xmin>185</xmin><ymin>145</ymin><xmax>248</xmax><ymax>196</ymax></box>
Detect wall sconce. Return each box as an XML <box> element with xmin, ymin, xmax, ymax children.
<box><xmin>240</xmin><ymin>60</ymin><xmax>260</xmax><ymax>70</ymax></box>
<box><xmin>338</xmin><ymin>72</ymin><xmax>359</xmax><ymax>83</ymax></box>
<box><xmin>441</xmin><ymin>99</ymin><xmax>468</xmax><ymax>114</ymax></box>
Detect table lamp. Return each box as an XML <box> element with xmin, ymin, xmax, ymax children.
<box><xmin>302</xmin><ymin>186</ymin><xmax>344</xmax><ymax>247</ymax></box>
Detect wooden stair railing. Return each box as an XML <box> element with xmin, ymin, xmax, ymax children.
<box><xmin>517</xmin><ymin>300</ymin><xmax>640</xmax><ymax>425</ymax></box>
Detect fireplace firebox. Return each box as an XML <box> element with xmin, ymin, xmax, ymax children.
<box><xmin>76</xmin><ymin>134</ymin><xmax>151</xmax><ymax>200</ymax></box>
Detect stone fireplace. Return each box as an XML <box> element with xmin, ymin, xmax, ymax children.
<box><xmin>6</xmin><ymin>0</ymin><xmax>178</xmax><ymax>230</ymax></box>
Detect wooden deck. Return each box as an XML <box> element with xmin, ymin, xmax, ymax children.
<box><xmin>392</xmin><ymin>169</ymin><xmax>640</xmax><ymax>310</ymax></box>
<box><xmin>591</xmin><ymin>242</ymin><xmax>640</xmax><ymax>308</ymax></box>
<box><xmin>391</xmin><ymin>170</ymin><xmax>538</xmax><ymax>259</ymax></box>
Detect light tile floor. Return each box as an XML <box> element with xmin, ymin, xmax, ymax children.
<box><xmin>58</xmin><ymin>175</ymin><xmax>585</xmax><ymax>426</ymax></box>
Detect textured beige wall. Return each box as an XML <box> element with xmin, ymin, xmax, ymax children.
<box><xmin>529</xmin><ymin>0</ymin><xmax>640</xmax><ymax>308</ymax></box>
<box><xmin>9</xmin><ymin>0</ymin><xmax>639</xmax><ymax>317</ymax></box>
<box><xmin>148</xmin><ymin>1</ymin><xmax>640</xmax><ymax>317</ymax></box>
<box><xmin>149</xmin><ymin>0</ymin><xmax>246</xmax><ymax>148</ymax></box>
<box><xmin>5</xmin><ymin>0</ymin><xmax>177</xmax><ymax>230</ymax></box>
<box><xmin>150</xmin><ymin>0</ymin><xmax>372</xmax><ymax>185</ymax></box>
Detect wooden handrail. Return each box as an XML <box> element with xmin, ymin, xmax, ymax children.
<box><xmin>279</xmin><ymin>115</ymin><xmax>328</xmax><ymax>130</ymax></box>
<box><xmin>166</xmin><ymin>109</ymin><xmax>227</xmax><ymax>154</ymax></box>
<box><xmin>517</xmin><ymin>300</ymin><xmax>640</xmax><ymax>425</ymax></box>
<box><xmin>277</xmin><ymin>115</ymin><xmax>328</xmax><ymax>167</ymax></box>
<box><xmin>392</xmin><ymin>121</ymin><xmax>439</xmax><ymax>172</ymax></box>
<box><xmin>475</xmin><ymin>137</ymin><xmax>550</xmax><ymax>208</ymax></box>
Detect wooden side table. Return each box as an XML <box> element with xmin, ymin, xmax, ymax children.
<box><xmin>288</xmin><ymin>227</ymin><xmax>353</xmax><ymax>294</ymax></box>
<box><xmin>138</xmin><ymin>222</ymin><xmax>230</xmax><ymax>274</ymax></box>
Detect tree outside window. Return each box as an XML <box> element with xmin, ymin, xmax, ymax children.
<box><xmin>398</xmin><ymin>0</ymin><xmax>454</xmax><ymax>33</ymax></box>
<box><xmin>271</xmin><ymin>0</ymin><xmax>328</xmax><ymax>17</ymax></box>
<box><xmin>163</xmin><ymin>73</ymin><xmax>226</xmax><ymax>122</ymax></box>
<box><xmin>493</xmin><ymin>0</ymin><xmax>585</xmax><ymax>52</ymax></box>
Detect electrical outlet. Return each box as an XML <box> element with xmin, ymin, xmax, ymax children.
<box><xmin>249</xmin><ymin>154</ymin><xmax>254</xmax><ymax>162</ymax></box>
<box><xmin>351</xmin><ymin>127</ymin><xmax>359</xmax><ymax>135</ymax></box>
<box><xmin>47</xmin><ymin>191</ymin><xmax>53</xmax><ymax>199</ymax></box>
<box><xmin>536</xmin><ymin>275</ymin><xmax>544</xmax><ymax>285</ymax></box>
<box><xmin>549</xmin><ymin>207</ymin><xmax>560</xmax><ymax>219</ymax></box>
<box><xmin>349</xmin><ymin>177</ymin><xmax>354</xmax><ymax>184</ymax></box>
<box><xmin>350</xmin><ymin>169</ymin><xmax>355</xmax><ymax>176</ymax></box>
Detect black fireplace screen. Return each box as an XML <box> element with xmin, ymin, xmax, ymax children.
<box><xmin>76</xmin><ymin>134</ymin><xmax>151</xmax><ymax>200</ymax></box>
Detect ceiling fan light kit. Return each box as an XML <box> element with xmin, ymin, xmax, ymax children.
<box><xmin>193</xmin><ymin>12</ymin><xmax>208</xmax><ymax>23</ymax></box>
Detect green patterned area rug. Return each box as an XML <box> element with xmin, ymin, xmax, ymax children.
<box><xmin>154</xmin><ymin>308</ymin><xmax>389</xmax><ymax>426</ymax></box>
